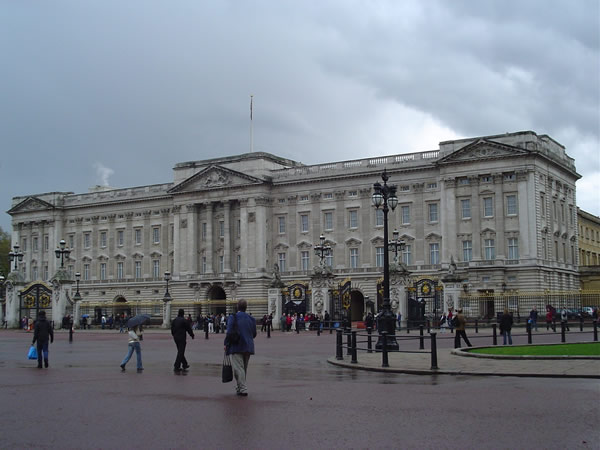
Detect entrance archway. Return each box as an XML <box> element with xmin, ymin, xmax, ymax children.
<box><xmin>207</xmin><ymin>285</ymin><xmax>227</xmax><ymax>315</ymax></box>
<box><xmin>114</xmin><ymin>297</ymin><xmax>131</xmax><ymax>321</ymax></box>
<box><xmin>350</xmin><ymin>290</ymin><xmax>364</xmax><ymax>321</ymax></box>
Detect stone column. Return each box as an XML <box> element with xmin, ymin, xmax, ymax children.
<box><xmin>223</xmin><ymin>200</ymin><xmax>231</xmax><ymax>273</ymax></box>
<box><xmin>390</xmin><ymin>265</ymin><xmax>409</xmax><ymax>327</ymax></box>
<box><xmin>4</xmin><ymin>273</ymin><xmax>25</xmax><ymax>328</ymax></box>
<box><xmin>187</xmin><ymin>204</ymin><xmax>198</xmax><ymax>275</ymax></box>
<box><xmin>172</xmin><ymin>206</ymin><xmax>181</xmax><ymax>277</ymax></box>
<box><xmin>51</xmin><ymin>271</ymin><xmax>73</xmax><ymax>325</ymax></box>
<box><xmin>254</xmin><ymin>197</ymin><xmax>269</xmax><ymax>272</ymax></box>
<box><xmin>162</xmin><ymin>300</ymin><xmax>172</xmax><ymax>328</ymax></box>
<box><xmin>205</xmin><ymin>203</ymin><xmax>214</xmax><ymax>274</ymax></box>
<box><xmin>268</xmin><ymin>289</ymin><xmax>281</xmax><ymax>328</ymax></box>
<box><xmin>441</xmin><ymin>274</ymin><xmax>465</xmax><ymax>313</ymax></box>
<box><xmin>239</xmin><ymin>199</ymin><xmax>249</xmax><ymax>273</ymax></box>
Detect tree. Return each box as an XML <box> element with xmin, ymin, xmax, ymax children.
<box><xmin>0</xmin><ymin>226</ymin><xmax>11</xmax><ymax>277</ymax></box>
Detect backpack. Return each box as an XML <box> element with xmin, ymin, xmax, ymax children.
<box><xmin>227</xmin><ymin>314</ymin><xmax>241</xmax><ymax>345</ymax></box>
<box><xmin>451</xmin><ymin>316</ymin><xmax>459</xmax><ymax>328</ymax></box>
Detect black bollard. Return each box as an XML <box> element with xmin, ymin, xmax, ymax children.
<box><xmin>430</xmin><ymin>332</ymin><xmax>438</xmax><ymax>370</ymax></box>
<box><xmin>426</xmin><ymin>320</ymin><xmax>431</xmax><ymax>334</ymax></box>
<box><xmin>329</xmin><ymin>322</ymin><xmax>333</xmax><ymax>334</ymax></box>
<box><xmin>69</xmin><ymin>327</ymin><xmax>73</xmax><ymax>343</ymax></box>
<box><xmin>552</xmin><ymin>319</ymin><xmax>556</xmax><ymax>332</ymax></box>
<box><xmin>346</xmin><ymin>329</ymin><xmax>352</xmax><ymax>355</ymax></box>
<box><xmin>336</xmin><ymin>329</ymin><xmax>343</xmax><ymax>360</ymax></box>
<box><xmin>351</xmin><ymin>331</ymin><xmax>358</xmax><ymax>364</ymax></box>
<box><xmin>594</xmin><ymin>321</ymin><xmax>598</xmax><ymax>342</ymax></box>
<box><xmin>580</xmin><ymin>316</ymin><xmax>584</xmax><ymax>332</ymax></box>
<box><xmin>561</xmin><ymin>322</ymin><xmax>566</xmax><ymax>343</ymax></box>
<box><xmin>317</xmin><ymin>321</ymin><xmax>321</xmax><ymax>336</ymax></box>
<box><xmin>527</xmin><ymin>322</ymin><xmax>532</xmax><ymax>344</ymax></box>
<box><xmin>475</xmin><ymin>320</ymin><xmax>479</xmax><ymax>333</ymax></box>
<box><xmin>267</xmin><ymin>323</ymin><xmax>271</xmax><ymax>338</ymax></box>
<box><xmin>419</xmin><ymin>325</ymin><xmax>425</xmax><ymax>350</ymax></box>
<box><xmin>492</xmin><ymin>323</ymin><xmax>497</xmax><ymax>346</ymax></box>
<box><xmin>381</xmin><ymin>332</ymin><xmax>389</xmax><ymax>368</ymax></box>
<box><xmin>367</xmin><ymin>328</ymin><xmax>373</xmax><ymax>353</ymax></box>
<box><xmin>205</xmin><ymin>326</ymin><xmax>209</xmax><ymax>340</ymax></box>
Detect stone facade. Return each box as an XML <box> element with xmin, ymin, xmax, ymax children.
<box><xmin>7</xmin><ymin>131</ymin><xmax>582</xmax><ymax>324</ymax></box>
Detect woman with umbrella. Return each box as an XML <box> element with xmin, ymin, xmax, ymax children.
<box><xmin>120</xmin><ymin>314</ymin><xmax>149</xmax><ymax>373</ymax></box>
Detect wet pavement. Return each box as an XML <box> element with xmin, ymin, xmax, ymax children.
<box><xmin>1</xmin><ymin>327</ymin><xmax>598</xmax><ymax>449</ymax></box>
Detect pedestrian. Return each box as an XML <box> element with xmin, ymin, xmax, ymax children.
<box><xmin>439</xmin><ymin>312</ymin><xmax>448</xmax><ymax>333</ymax></box>
<box><xmin>32</xmin><ymin>311</ymin><xmax>54</xmax><ymax>369</ymax></box>
<box><xmin>545</xmin><ymin>307</ymin><xmax>553</xmax><ymax>330</ymax></box>
<box><xmin>171</xmin><ymin>308</ymin><xmax>195</xmax><ymax>373</ymax></box>
<box><xmin>397</xmin><ymin>311</ymin><xmax>402</xmax><ymax>330</ymax></box>
<box><xmin>208</xmin><ymin>315</ymin><xmax>214</xmax><ymax>333</ymax></box>
<box><xmin>286</xmin><ymin>314</ymin><xmax>292</xmax><ymax>332</ymax></box>
<box><xmin>224</xmin><ymin>299</ymin><xmax>257</xmax><ymax>397</ymax></box>
<box><xmin>261</xmin><ymin>314</ymin><xmax>268</xmax><ymax>332</ymax></box>
<box><xmin>101</xmin><ymin>315</ymin><xmax>106</xmax><ymax>329</ymax></box>
<box><xmin>120</xmin><ymin>325</ymin><xmax>143</xmax><ymax>372</ymax></box>
<box><xmin>560</xmin><ymin>309</ymin><xmax>570</xmax><ymax>331</ymax></box>
<box><xmin>528</xmin><ymin>307</ymin><xmax>538</xmax><ymax>331</ymax></box>
<box><xmin>365</xmin><ymin>312</ymin><xmax>374</xmax><ymax>332</ymax></box>
<box><xmin>447</xmin><ymin>308</ymin><xmax>454</xmax><ymax>333</ymax></box>
<box><xmin>499</xmin><ymin>309</ymin><xmax>513</xmax><ymax>345</ymax></box>
<box><xmin>453</xmin><ymin>308</ymin><xmax>472</xmax><ymax>348</ymax></box>
<box><xmin>324</xmin><ymin>311</ymin><xmax>330</xmax><ymax>330</ymax></box>
<box><xmin>82</xmin><ymin>316</ymin><xmax>88</xmax><ymax>330</ymax></box>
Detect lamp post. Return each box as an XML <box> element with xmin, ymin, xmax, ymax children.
<box><xmin>162</xmin><ymin>271</ymin><xmax>172</xmax><ymax>328</ymax></box>
<box><xmin>372</xmin><ymin>170</ymin><xmax>399</xmax><ymax>351</ymax></box>
<box><xmin>314</xmin><ymin>234</ymin><xmax>332</xmax><ymax>266</ymax></box>
<box><xmin>8</xmin><ymin>244</ymin><xmax>24</xmax><ymax>272</ymax></box>
<box><xmin>388</xmin><ymin>229</ymin><xmax>406</xmax><ymax>264</ymax></box>
<box><xmin>72</xmin><ymin>272</ymin><xmax>82</xmax><ymax>332</ymax></box>
<box><xmin>55</xmin><ymin>239</ymin><xmax>71</xmax><ymax>269</ymax></box>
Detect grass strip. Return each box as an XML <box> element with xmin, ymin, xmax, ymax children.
<box><xmin>468</xmin><ymin>342</ymin><xmax>600</xmax><ymax>356</ymax></box>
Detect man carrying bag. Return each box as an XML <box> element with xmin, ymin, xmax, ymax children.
<box><xmin>224</xmin><ymin>299</ymin><xmax>256</xmax><ymax>397</ymax></box>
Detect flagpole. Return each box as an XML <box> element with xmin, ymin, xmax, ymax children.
<box><xmin>250</xmin><ymin>95</ymin><xmax>254</xmax><ymax>153</ymax></box>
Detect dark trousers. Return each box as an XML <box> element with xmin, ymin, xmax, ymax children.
<box><xmin>174</xmin><ymin>339</ymin><xmax>188</xmax><ymax>369</ymax></box>
<box><xmin>454</xmin><ymin>330</ymin><xmax>472</xmax><ymax>348</ymax></box>
<box><xmin>36</xmin><ymin>340</ymin><xmax>49</xmax><ymax>366</ymax></box>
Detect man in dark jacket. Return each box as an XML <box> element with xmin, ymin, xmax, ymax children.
<box><xmin>32</xmin><ymin>311</ymin><xmax>54</xmax><ymax>368</ymax></box>
<box><xmin>171</xmin><ymin>309</ymin><xmax>194</xmax><ymax>373</ymax></box>
<box><xmin>224</xmin><ymin>299</ymin><xmax>257</xmax><ymax>396</ymax></box>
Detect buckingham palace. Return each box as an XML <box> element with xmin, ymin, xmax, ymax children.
<box><xmin>3</xmin><ymin>130</ymin><xmax>583</xmax><ymax>328</ymax></box>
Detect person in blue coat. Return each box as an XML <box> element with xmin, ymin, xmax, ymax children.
<box><xmin>224</xmin><ymin>299</ymin><xmax>257</xmax><ymax>396</ymax></box>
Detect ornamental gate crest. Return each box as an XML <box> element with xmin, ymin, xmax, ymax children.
<box><xmin>20</xmin><ymin>282</ymin><xmax>53</xmax><ymax>321</ymax></box>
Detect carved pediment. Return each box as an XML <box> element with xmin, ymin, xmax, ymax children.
<box><xmin>297</xmin><ymin>241</ymin><xmax>312</xmax><ymax>250</ymax></box>
<box><xmin>370</xmin><ymin>235</ymin><xmax>384</xmax><ymax>245</ymax></box>
<box><xmin>345</xmin><ymin>237</ymin><xmax>362</xmax><ymax>246</ymax></box>
<box><xmin>274</xmin><ymin>242</ymin><xmax>289</xmax><ymax>251</ymax></box>
<box><xmin>8</xmin><ymin>197</ymin><xmax>56</xmax><ymax>214</ymax></box>
<box><xmin>132</xmin><ymin>252</ymin><xmax>144</xmax><ymax>259</ymax></box>
<box><xmin>150</xmin><ymin>251</ymin><xmax>163</xmax><ymax>258</ymax></box>
<box><xmin>399</xmin><ymin>233</ymin><xmax>415</xmax><ymax>241</ymax></box>
<box><xmin>437</xmin><ymin>139</ymin><xmax>529</xmax><ymax>165</ymax></box>
<box><xmin>425</xmin><ymin>232</ymin><xmax>442</xmax><ymax>241</ymax></box>
<box><xmin>168</xmin><ymin>165</ymin><xmax>265</xmax><ymax>194</ymax></box>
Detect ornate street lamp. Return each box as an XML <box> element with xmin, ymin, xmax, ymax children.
<box><xmin>389</xmin><ymin>229</ymin><xmax>406</xmax><ymax>264</ymax></box>
<box><xmin>8</xmin><ymin>244</ymin><xmax>24</xmax><ymax>272</ymax></box>
<box><xmin>55</xmin><ymin>239</ymin><xmax>71</xmax><ymax>269</ymax></box>
<box><xmin>372</xmin><ymin>170</ymin><xmax>399</xmax><ymax>350</ymax></box>
<box><xmin>73</xmin><ymin>272</ymin><xmax>82</xmax><ymax>302</ymax></box>
<box><xmin>314</xmin><ymin>234</ymin><xmax>332</xmax><ymax>266</ymax></box>
<box><xmin>163</xmin><ymin>271</ymin><xmax>172</xmax><ymax>302</ymax></box>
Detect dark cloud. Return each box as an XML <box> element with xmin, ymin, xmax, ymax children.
<box><xmin>0</xmin><ymin>0</ymin><xmax>598</xmax><ymax>233</ymax></box>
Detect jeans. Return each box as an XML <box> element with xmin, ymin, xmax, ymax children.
<box><xmin>121</xmin><ymin>342</ymin><xmax>143</xmax><ymax>369</ymax></box>
<box><xmin>503</xmin><ymin>330</ymin><xmax>513</xmax><ymax>345</ymax></box>
<box><xmin>530</xmin><ymin>320</ymin><xmax>537</xmax><ymax>331</ymax></box>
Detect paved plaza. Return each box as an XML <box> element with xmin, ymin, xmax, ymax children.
<box><xmin>1</xmin><ymin>327</ymin><xmax>598</xmax><ymax>449</ymax></box>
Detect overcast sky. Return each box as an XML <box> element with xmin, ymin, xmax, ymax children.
<box><xmin>1</xmin><ymin>0</ymin><xmax>598</xmax><ymax>234</ymax></box>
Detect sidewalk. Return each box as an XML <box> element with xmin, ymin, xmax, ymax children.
<box><xmin>328</xmin><ymin>345</ymin><xmax>600</xmax><ymax>378</ymax></box>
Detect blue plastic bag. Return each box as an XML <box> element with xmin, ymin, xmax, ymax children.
<box><xmin>28</xmin><ymin>345</ymin><xmax>37</xmax><ymax>360</ymax></box>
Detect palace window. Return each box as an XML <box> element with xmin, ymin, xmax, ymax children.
<box><xmin>100</xmin><ymin>231</ymin><xmax>107</xmax><ymax>248</ymax></box>
<box><xmin>401</xmin><ymin>205</ymin><xmax>410</xmax><ymax>225</ymax></box>
<box><xmin>350</xmin><ymin>248</ymin><xmax>359</xmax><ymax>268</ymax></box>
<box><xmin>134</xmin><ymin>229</ymin><xmax>142</xmax><ymax>245</ymax></box>
<box><xmin>349</xmin><ymin>210</ymin><xmax>358</xmax><ymax>229</ymax></box>
<box><xmin>463</xmin><ymin>240</ymin><xmax>472</xmax><ymax>262</ymax></box>
<box><xmin>402</xmin><ymin>244</ymin><xmax>412</xmax><ymax>265</ymax></box>
<box><xmin>153</xmin><ymin>260</ymin><xmax>160</xmax><ymax>278</ymax></box>
<box><xmin>375</xmin><ymin>209</ymin><xmax>384</xmax><ymax>227</ymax></box>
<box><xmin>483</xmin><ymin>197</ymin><xmax>493</xmax><ymax>218</ymax></box>
<box><xmin>278</xmin><ymin>253</ymin><xmax>286</xmax><ymax>272</ymax></box>
<box><xmin>117</xmin><ymin>262</ymin><xmax>124</xmax><ymax>279</ymax></box>
<box><xmin>153</xmin><ymin>227</ymin><xmax>160</xmax><ymax>244</ymax></box>
<box><xmin>461</xmin><ymin>199</ymin><xmax>471</xmax><ymax>219</ymax></box>
<box><xmin>428</xmin><ymin>203</ymin><xmax>438</xmax><ymax>223</ymax></box>
<box><xmin>100</xmin><ymin>263</ymin><xmax>106</xmax><ymax>280</ymax></box>
<box><xmin>506</xmin><ymin>195</ymin><xmax>518</xmax><ymax>216</ymax></box>
<box><xmin>324</xmin><ymin>212</ymin><xmax>334</xmax><ymax>231</ymax></box>
<box><xmin>301</xmin><ymin>251</ymin><xmax>310</xmax><ymax>271</ymax></box>
<box><xmin>508</xmin><ymin>238</ymin><xmax>519</xmax><ymax>260</ymax></box>
<box><xmin>430</xmin><ymin>243</ymin><xmax>440</xmax><ymax>265</ymax></box>
<box><xmin>300</xmin><ymin>214</ymin><xmax>309</xmax><ymax>233</ymax></box>
<box><xmin>278</xmin><ymin>216</ymin><xmax>286</xmax><ymax>234</ymax></box>
<box><xmin>135</xmin><ymin>261</ymin><xmax>142</xmax><ymax>278</ymax></box>
<box><xmin>117</xmin><ymin>230</ymin><xmax>124</xmax><ymax>247</ymax></box>
<box><xmin>484</xmin><ymin>239</ymin><xmax>495</xmax><ymax>260</ymax></box>
<box><xmin>376</xmin><ymin>247</ymin><xmax>384</xmax><ymax>267</ymax></box>
<box><xmin>84</xmin><ymin>233</ymin><xmax>91</xmax><ymax>249</ymax></box>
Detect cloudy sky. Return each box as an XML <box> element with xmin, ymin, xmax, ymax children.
<box><xmin>1</xmin><ymin>0</ymin><xmax>598</xmax><ymax>233</ymax></box>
